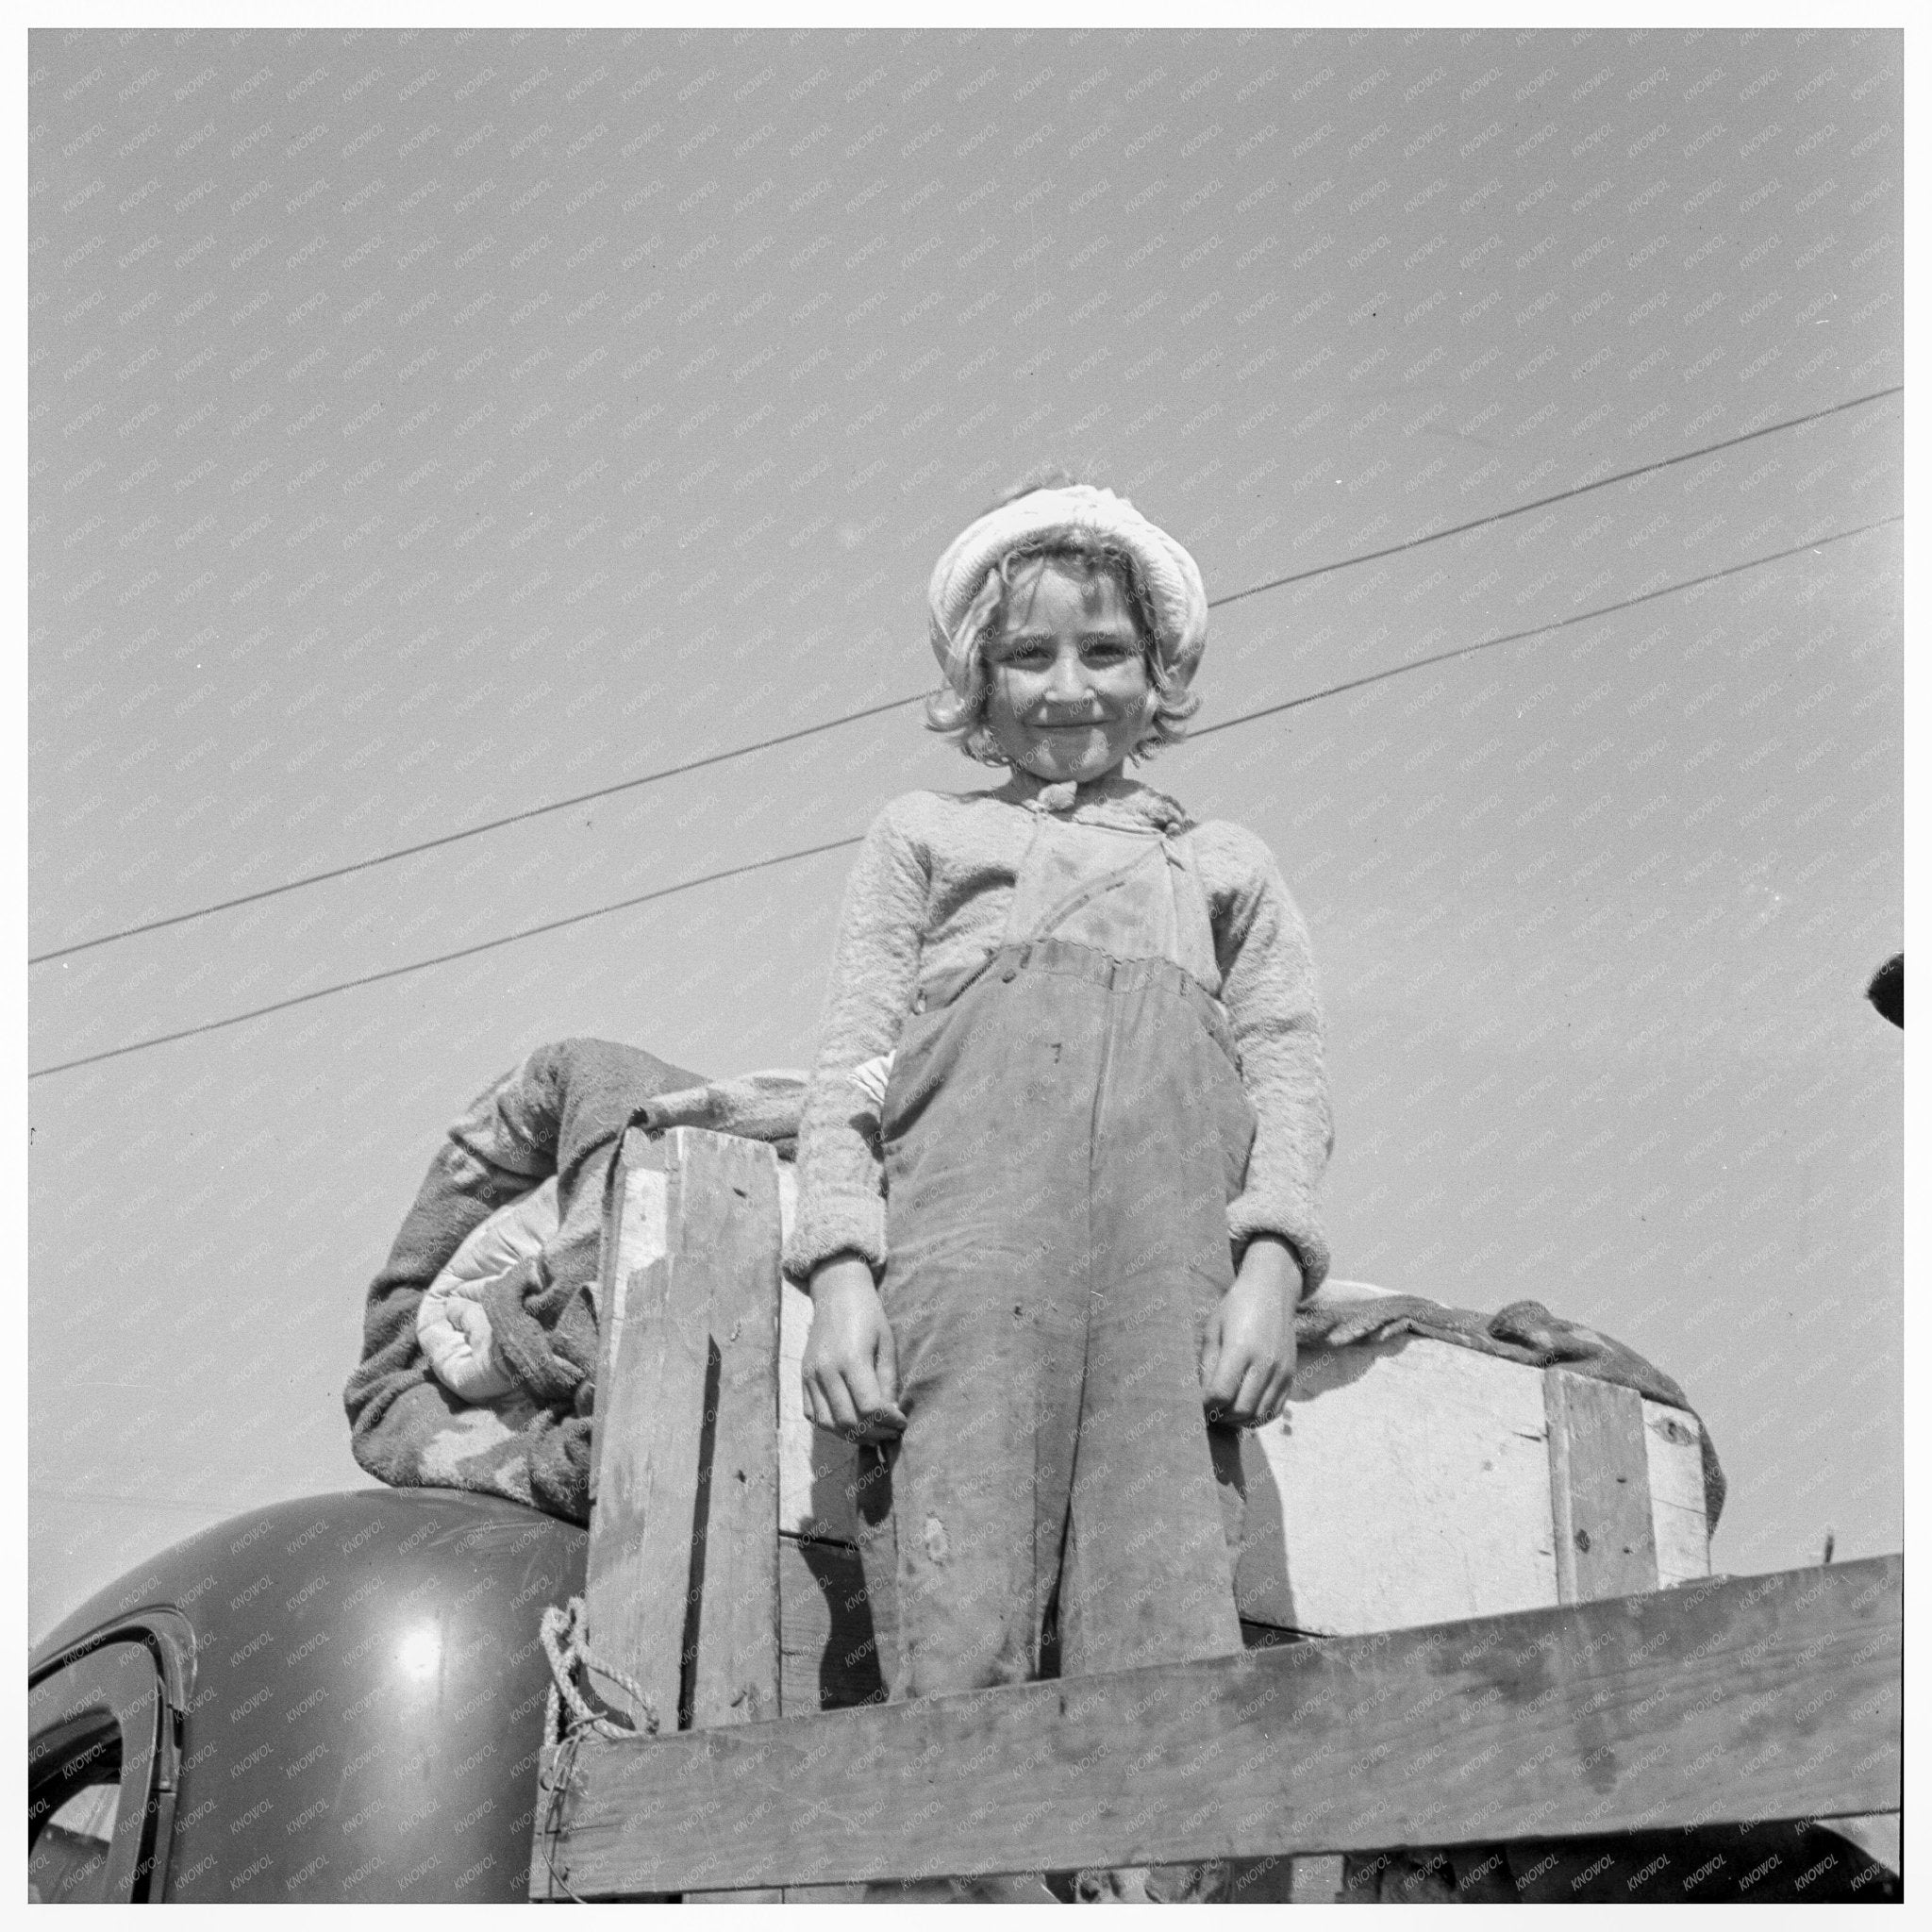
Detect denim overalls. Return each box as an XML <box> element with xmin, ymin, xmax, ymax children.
<box><xmin>859</xmin><ymin>796</ymin><xmax>1257</xmax><ymax>1702</ymax></box>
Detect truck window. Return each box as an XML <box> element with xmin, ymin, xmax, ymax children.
<box><xmin>28</xmin><ymin>1643</ymin><xmax>170</xmax><ymax>1905</ymax></box>
<box><xmin>28</xmin><ymin>1730</ymin><xmax>121</xmax><ymax>1904</ymax></box>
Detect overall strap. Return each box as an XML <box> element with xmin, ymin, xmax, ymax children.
<box><xmin>1000</xmin><ymin>810</ymin><xmax>1224</xmax><ymax>993</ymax></box>
<box><xmin>1022</xmin><ymin>840</ymin><xmax>1170</xmax><ymax>944</ymax></box>
<box><xmin>1158</xmin><ymin>835</ymin><xmax>1224</xmax><ymax>993</ymax></box>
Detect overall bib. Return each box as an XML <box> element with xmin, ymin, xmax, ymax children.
<box><xmin>858</xmin><ymin>806</ymin><xmax>1258</xmax><ymax>1706</ymax></box>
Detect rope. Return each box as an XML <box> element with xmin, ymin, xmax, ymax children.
<box><xmin>538</xmin><ymin>1730</ymin><xmax>591</xmax><ymax>1906</ymax></box>
<box><xmin>534</xmin><ymin>1595</ymin><xmax>660</xmax><ymax>1904</ymax></box>
<box><xmin>539</xmin><ymin>1594</ymin><xmax>658</xmax><ymax>1745</ymax></box>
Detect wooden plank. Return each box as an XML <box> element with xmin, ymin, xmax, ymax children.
<box><xmin>587</xmin><ymin>1131</ymin><xmax>668</xmax><ymax>1506</ymax></box>
<box><xmin>539</xmin><ymin>1134</ymin><xmax>670</xmax><ymax>1899</ymax></box>
<box><xmin>684</xmin><ymin>1134</ymin><xmax>783</xmax><ymax>1733</ymax></box>
<box><xmin>1642</xmin><ymin>1399</ymin><xmax>1711</xmax><ymax>1588</ymax></box>
<box><xmin>542</xmin><ymin>1132</ymin><xmax>788</xmax><ymax>1902</ymax></box>
<box><xmin>1234</xmin><ymin>1336</ymin><xmax>1557</xmax><ymax>1634</ymax></box>
<box><xmin>542</xmin><ymin>1555</ymin><xmax>1901</xmax><ymax>1895</ymax></box>
<box><xmin>1545</xmin><ymin>1370</ymin><xmax>1657</xmax><ymax>1603</ymax></box>
<box><xmin>680</xmin><ymin>1133</ymin><xmax>784</xmax><ymax>1905</ymax></box>
<box><xmin>580</xmin><ymin>1129</ymin><xmax>771</xmax><ymax>1732</ymax></box>
<box><xmin>777</xmin><ymin>1534</ymin><xmax>887</xmax><ymax>1715</ymax></box>
<box><xmin>577</xmin><ymin>1134</ymin><xmax>711</xmax><ymax>1737</ymax></box>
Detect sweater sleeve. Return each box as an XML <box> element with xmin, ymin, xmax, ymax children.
<box><xmin>1208</xmin><ymin>825</ymin><xmax>1334</xmax><ymax>1292</ymax></box>
<box><xmin>784</xmin><ymin>799</ymin><xmax>930</xmax><ymax>1281</ymax></box>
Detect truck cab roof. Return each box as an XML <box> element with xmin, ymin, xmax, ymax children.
<box><xmin>29</xmin><ymin>1487</ymin><xmax>587</xmax><ymax>1903</ymax></box>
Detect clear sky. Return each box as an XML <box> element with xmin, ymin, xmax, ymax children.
<box><xmin>29</xmin><ymin>25</ymin><xmax>1903</xmax><ymax>1637</ymax></box>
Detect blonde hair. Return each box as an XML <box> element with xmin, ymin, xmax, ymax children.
<box><xmin>924</xmin><ymin>508</ymin><xmax>1201</xmax><ymax>767</ymax></box>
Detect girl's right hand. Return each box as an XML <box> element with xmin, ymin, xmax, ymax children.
<box><xmin>801</xmin><ymin>1255</ymin><xmax>907</xmax><ymax>1442</ymax></box>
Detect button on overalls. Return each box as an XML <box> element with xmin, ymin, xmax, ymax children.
<box><xmin>858</xmin><ymin>799</ymin><xmax>1258</xmax><ymax>1706</ymax></box>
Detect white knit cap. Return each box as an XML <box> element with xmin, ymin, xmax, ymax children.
<box><xmin>926</xmin><ymin>485</ymin><xmax>1208</xmax><ymax>697</ymax></box>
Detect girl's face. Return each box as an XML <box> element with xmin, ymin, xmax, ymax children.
<box><xmin>982</xmin><ymin>558</ymin><xmax>1154</xmax><ymax>786</ymax></box>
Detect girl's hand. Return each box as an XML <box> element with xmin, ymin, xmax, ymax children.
<box><xmin>802</xmin><ymin>1255</ymin><xmax>907</xmax><ymax>1442</ymax></box>
<box><xmin>1199</xmin><ymin>1236</ymin><xmax>1302</xmax><ymax>1428</ymax></box>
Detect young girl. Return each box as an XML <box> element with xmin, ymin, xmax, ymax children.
<box><xmin>788</xmin><ymin>482</ymin><xmax>1331</xmax><ymax>1871</ymax></box>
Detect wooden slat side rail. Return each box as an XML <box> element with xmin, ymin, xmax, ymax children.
<box><xmin>684</xmin><ymin>1134</ymin><xmax>783</xmax><ymax>1731</ymax></box>
<box><xmin>1545</xmin><ymin>1370</ymin><xmax>1659</xmax><ymax>1603</ymax></box>
<box><xmin>577</xmin><ymin>1131</ymin><xmax>710</xmax><ymax>1738</ymax></box>
<box><xmin>536</xmin><ymin>1555</ymin><xmax>1901</xmax><ymax>1897</ymax></box>
<box><xmin>1642</xmin><ymin>1397</ymin><xmax>1712</xmax><ymax>1587</ymax></box>
<box><xmin>587</xmin><ymin>1127</ymin><xmax>666</xmax><ymax>1503</ymax></box>
<box><xmin>537</xmin><ymin>1129</ymin><xmax>786</xmax><ymax>1902</ymax></box>
<box><xmin>533</xmin><ymin>1134</ymin><xmax>701</xmax><ymax>1902</ymax></box>
<box><xmin>583</xmin><ymin>1133</ymin><xmax>782</xmax><ymax>1725</ymax></box>
<box><xmin>683</xmin><ymin>1134</ymin><xmax>783</xmax><ymax>1905</ymax></box>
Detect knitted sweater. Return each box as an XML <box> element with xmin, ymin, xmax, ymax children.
<box><xmin>786</xmin><ymin>768</ymin><xmax>1333</xmax><ymax>1289</ymax></box>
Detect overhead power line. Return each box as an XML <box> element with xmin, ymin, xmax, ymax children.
<box><xmin>28</xmin><ymin>694</ymin><xmax>925</xmax><ymax>966</ymax></box>
<box><xmin>1195</xmin><ymin>515</ymin><xmax>1903</xmax><ymax>741</ymax></box>
<box><xmin>27</xmin><ymin>514</ymin><xmax>1898</xmax><ymax>1083</ymax></box>
<box><xmin>29</xmin><ymin>385</ymin><xmax>1900</xmax><ymax>968</ymax></box>
<box><xmin>29</xmin><ymin>840</ymin><xmax>868</xmax><ymax>1082</ymax></box>
<box><xmin>1208</xmin><ymin>383</ymin><xmax>1901</xmax><ymax>612</ymax></box>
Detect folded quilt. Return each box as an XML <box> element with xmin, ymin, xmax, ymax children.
<box><xmin>416</xmin><ymin>1177</ymin><xmax>561</xmax><ymax>1402</ymax></box>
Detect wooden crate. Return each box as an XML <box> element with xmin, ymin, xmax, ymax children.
<box><xmin>770</xmin><ymin>1167</ymin><xmax>1710</xmax><ymax>1646</ymax></box>
<box><xmin>601</xmin><ymin>1146</ymin><xmax>1709</xmax><ymax>1718</ymax></box>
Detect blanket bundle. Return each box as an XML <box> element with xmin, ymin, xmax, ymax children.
<box><xmin>348</xmin><ymin>1044</ymin><xmax>1722</xmax><ymax>1535</ymax></box>
<box><xmin>342</xmin><ymin>1039</ymin><xmax>806</xmax><ymax>1524</ymax></box>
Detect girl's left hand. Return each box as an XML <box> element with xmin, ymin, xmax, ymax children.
<box><xmin>1200</xmin><ymin>1237</ymin><xmax>1302</xmax><ymax>1428</ymax></box>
